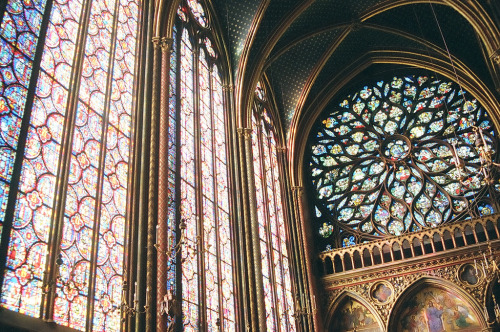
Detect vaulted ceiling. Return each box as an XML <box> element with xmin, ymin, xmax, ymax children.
<box><xmin>211</xmin><ymin>0</ymin><xmax>500</xmax><ymax>139</ymax></box>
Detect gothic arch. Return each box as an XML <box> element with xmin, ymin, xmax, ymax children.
<box><xmin>484</xmin><ymin>275</ymin><xmax>500</xmax><ymax>325</ymax></box>
<box><xmin>387</xmin><ymin>277</ymin><xmax>488</xmax><ymax>331</ymax></box>
<box><xmin>238</xmin><ymin>0</ymin><xmax>500</xmax><ymax>138</ymax></box>
<box><xmin>290</xmin><ymin>55</ymin><xmax>500</xmax><ymax>187</ymax></box>
<box><xmin>325</xmin><ymin>291</ymin><xmax>384</xmax><ymax>331</ymax></box>
<box><xmin>152</xmin><ymin>0</ymin><xmax>232</xmax><ymax>82</ymax></box>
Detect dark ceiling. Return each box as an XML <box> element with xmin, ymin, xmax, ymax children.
<box><xmin>211</xmin><ymin>0</ymin><xmax>500</xmax><ymax>134</ymax></box>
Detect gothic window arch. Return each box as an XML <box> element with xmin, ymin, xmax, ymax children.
<box><xmin>252</xmin><ymin>84</ymin><xmax>296</xmax><ymax>331</ymax></box>
<box><xmin>0</xmin><ymin>0</ymin><xmax>140</xmax><ymax>329</ymax></box>
<box><xmin>308</xmin><ymin>74</ymin><xmax>499</xmax><ymax>249</ymax></box>
<box><xmin>167</xmin><ymin>1</ymin><xmax>236</xmax><ymax>330</ymax></box>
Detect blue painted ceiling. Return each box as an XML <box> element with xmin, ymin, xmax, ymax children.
<box><xmin>211</xmin><ymin>0</ymin><xmax>498</xmax><ymax>134</ymax></box>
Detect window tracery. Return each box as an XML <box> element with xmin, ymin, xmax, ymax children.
<box><xmin>0</xmin><ymin>0</ymin><xmax>139</xmax><ymax>329</ymax></box>
<box><xmin>170</xmin><ymin>1</ymin><xmax>235</xmax><ymax>330</ymax></box>
<box><xmin>309</xmin><ymin>75</ymin><xmax>499</xmax><ymax>248</ymax></box>
<box><xmin>252</xmin><ymin>85</ymin><xmax>295</xmax><ymax>331</ymax></box>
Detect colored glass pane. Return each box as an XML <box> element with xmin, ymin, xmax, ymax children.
<box><xmin>252</xmin><ymin>108</ymin><xmax>295</xmax><ymax>331</ymax></box>
<box><xmin>92</xmin><ymin>0</ymin><xmax>138</xmax><ymax>328</ymax></box>
<box><xmin>186</xmin><ymin>0</ymin><xmax>207</xmax><ymax>27</ymax></box>
<box><xmin>55</xmin><ymin>0</ymin><xmax>117</xmax><ymax>326</ymax></box>
<box><xmin>212</xmin><ymin>65</ymin><xmax>235</xmax><ymax>329</ymax></box>
<box><xmin>204</xmin><ymin>38</ymin><xmax>216</xmax><ymax>58</ymax></box>
<box><xmin>309</xmin><ymin>75</ymin><xmax>500</xmax><ymax>247</ymax></box>
<box><xmin>255</xmin><ymin>81</ymin><xmax>265</xmax><ymax>101</ymax></box>
<box><xmin>180</xmin><ymin>28</ymin><xmax>198</xmax><ymax>331</ymax></box>
<box><xmin>1</xmin><ymin>0</ymin><xmax>139</xmax><ymax>327</ymax></box>
<box><xmin>174</xmin><ymin>3</ymin><xmax>235</xmax><ymax>329</ymax></box>
<box><xmin>0</xmin><ymin>0</ymin><xmax>50</xmax><ymax>238</ymax></box>
<box><xmin>252</xmin><ymin>113</ymin><xmax>275</xmax><ymax>330</ymax></box>
<box><xmin>199</xmin><ymin>49</ymin><xmax>219</xmax><ymax>330</ymax></box>
<box><xmin>167</xmin><ymin>22</ymin><xmax>177</xmax><ymax>298</ymax></box>
<box><xmin>1</xmin><ymin>0</ymin><xmax>85</xmax><ymax>316</ymax></box>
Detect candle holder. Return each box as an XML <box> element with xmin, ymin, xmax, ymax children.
<box><xmin>155</xmin><ymin>219</ymin><xmax>187</xmax><ymax>271</ymax></box>
<box><xmin>292</xmin><ymin>293</ymin><xmax>316</xmax><ymax>321</ymax></box>
<box><xmin>42</xmin><ymin>254</ymin><xmax>87</xmax><ymax>295</ymax></box>
<box><xmin>113</xmin><ymin>280</ymin><xmax>148</xmax><ymax>319</ymax></box>
<box><xmin>471</xmin><ymin>244</ymin><xmax>500</xmax><ymax>325</ymax></box>
<box><xmin>452</xmin><ymin>126</ymin><xmax>500</xmax><ymax>187</ymax></box>
<box><xmin>159</xmin><ymin>289</ymin><xmax>180</xmax><ymax>331</ymax></box>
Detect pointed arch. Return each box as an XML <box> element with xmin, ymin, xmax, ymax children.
<box><xmin>291</xmin><ymin>51</ymin><xmax>500</xmax><ymax>188</ymax></box>
<box><xmin>485</xmin><ymin>275</ymin><xmax>500</xmax><ymax>325</ymax></box>
<box><xmin>388</xmin><ymin>277</ymin><xmax>487</xmax><ymax>331</ymax></box>
<box><xmin>163</xmin><ymin>2</ymin><xmax>237</xmax><ymax>330</ymax></box>
<box><xmin>325</xmin><ymin>291</ymin><xmax>384</xmax><ymax>331</ymax></box>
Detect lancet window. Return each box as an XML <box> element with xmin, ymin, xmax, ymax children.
<box><xmin>0</xmin><ymin>0</ymin><xmax>140</xmax><ymax>329</ymax></box>
<box><xmin>168</xmin><ymin>1</ymin><xmax>236</xmax><ymax>330</ymax></box>
<box><xmin>252</xmin><ymin>86</ymin><xmax>296</xmax><ymax>331</ymax></box>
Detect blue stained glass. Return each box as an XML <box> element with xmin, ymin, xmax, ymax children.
<box><xmin>1</xmin><ymin>113</ymin><xmax>22</xmax><ymax>149</ymax></box>
<box><xmin>0</xmin><ymin>15</ymin><xmax>17</xmax><ymax>42</ymax></box>
<box><xmin>0</xmin><ymin>0</ymin><xmax>49</xmax><ymax>244</ymax></box>
<box><xmin>342</xmin><ymin>236</ymin><xmax>356</xmax><ymax>247</ymax></box>
<box><xmin>4</xmin><ymin>85</ymin><xmax>28</xmax><ymax>118</ymax></box>
<box><xmin>310</xmin><ymin>74</ymin><xmax>499</xmax><ymax>245</ymax></box>
<box><xmin>0</xmin><ymin>181</ymin><xmax>9</xmax><ymax>221</ymax></box>
<box><xmin>1</xmin><ymin>0</ymin><xmax>139</xmax><ymax>327</ymax></box>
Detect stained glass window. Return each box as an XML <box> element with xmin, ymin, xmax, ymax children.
<box><xmin>0</xmin><ymin>0</ymin><xmax>140</xmax><ymax>328</ymax></box>
<box><xmin>252</xmin><ymin>95</ymin><xmax>296</xmax><ymax>331</ymax></box>
<box><xmin>169</xmin><ymin>1</ymin><xmax>236</xmax><ymax>330</ymax></box>
<box><xmin>309</xmin><ymin>74</ymin><xmax>499</xmax><ymax>249</ymax></box>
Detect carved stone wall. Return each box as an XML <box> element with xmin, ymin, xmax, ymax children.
<box><xmin>320</xmin><ymin>216</ymin><xmax>500</xmax><ymax>331</ymax></box>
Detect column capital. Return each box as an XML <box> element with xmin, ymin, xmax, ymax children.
<box><xmin>276</xmin><ymin>146</ymin><xmax>287</xmax><ymax>153</ymax></box>
<box><xmin>291</xmin><ymin>186</ymin><xmax>304</xmax><ymax>195</ymax></box>
<box><xmin>160</xmin><ymin>37</ymin><xmax>173</xmax><ymax>51</ymax></box>
<box><xmin>491</xmin><ymin>48</ymin><xmax>500</xmax><ymax>65</ymax></box>
<box><xmin>152</xmin><ymin>36</ymin><xmax>161</xmax><ymax>48</ymax></box>
<box><xmin>222</xmin><ymin>84</ymin><xmax>234</xmax><ymax>92</ymax></box>
<box><xmin>237</xmin><ymin>128</ymin><xmax>253</xmax><ymax>138</ymax></box>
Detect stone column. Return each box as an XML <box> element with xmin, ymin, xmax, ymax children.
<box><xmin>157</xmin><ymin>36</ymin><xmax>174</xmax><ymax>332</ymax></box>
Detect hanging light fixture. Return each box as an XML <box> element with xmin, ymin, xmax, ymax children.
<box><xmin>450</xmin><ymin>124</ymin><xmax>500</xmax><ymax>186</ymax></box>
<box><xmin>427</xmin><ymin>1</ymin><xmax>500</xmax><ymax>326</ymax></box>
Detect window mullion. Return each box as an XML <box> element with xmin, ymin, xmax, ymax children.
<box><xmin>192</xmin><ymin>40</ymin><xmax>206</xmax><ymax>331</ymax></box>
<box><xmin>84</xmin><ymin>0</ymin><xmax>122</xmax><ymax>327</ymax></box>
<box><xmin>259</xmin><ymin>124</ymin><xmax>280</xmax><ymax>332</ymax></box>
<box><xmin>0</xmin><ymin>0</ymin><xmax>54</xmax><ymax>301</ymax></box>
<box><xmin>41</xmin><ymin>0</ymin><xmax>95</xmax><ymax>321</ymax></box>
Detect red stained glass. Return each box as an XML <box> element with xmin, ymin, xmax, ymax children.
<box><xmin>0</xmin><ymin>0</ymin><xmax>50</xmax><ymax>239</ymax></box>
<box><xmin>1</xmin><ymin>0</ymin><xmax>139</xmax><ymax>328</ymax></box>
<box><xmin>174</xmin><ymin>6</ymin><xmax>235</xmax><ymax>326</ymax></box>
<box><xmin>252</xmin><ymin>108</ymin><xmax>295</xmax><ymax>331</ymax></box>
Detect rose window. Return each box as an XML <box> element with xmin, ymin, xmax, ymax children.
<box><xmin>309</xmin><ymin>75</ymin><xmax>499</xmax><ymax>248</ymax></box>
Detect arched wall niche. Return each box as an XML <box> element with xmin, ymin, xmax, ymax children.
<box><xmin>485</xmin><ymin>276</ymin><xmax>500</xmax><ymax>326</ymax></box>
<box><xmin>387</xmin><ymin>277</ymin><xmax>487</xmax><ymax>331</ymax></box>
<box><xmin>325</xmin><ymin>291</ymin><xmax>384</xmax><ymax>332</ymax></box>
